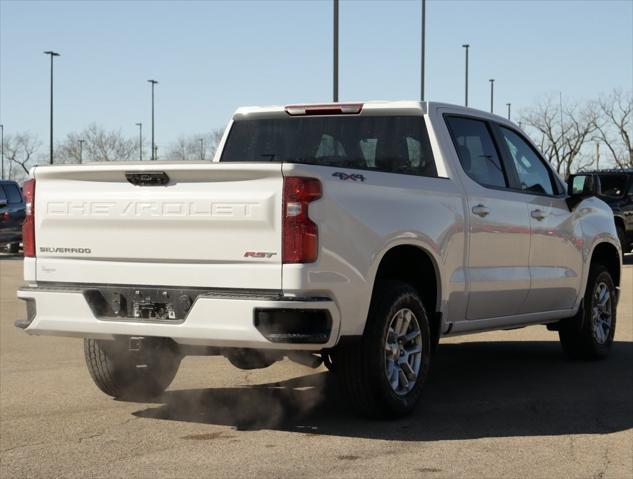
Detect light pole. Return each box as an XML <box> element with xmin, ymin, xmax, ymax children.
<box><xmin>78</xmin><ymin>139</ymin><xmax>85</xmax><ymax>164</ymax></box>
<box><xmin>148</xmin><ymin>80</ymin><xmax>158</xmax><ymax>160</ymax></box>
<box><xmin>44</xmin><ymin>51</ymin><xmax>60</xmax><ymax>165</ymax></box>
<box><xmin>462</xmin><ymin>44</ymin><xmax>470</xmax><ymax>107</ymax></box>
<box><xmin>333</xmin><ymin>0</ymin><xmax>339</xmax><ymax>102</ymax></box>
<box><xmin>420</xmin><ymin>0</ymin><xmax>426</xmax><ymax>101</ymax></box>
<box><xmin>199</xmin><ymin>138</ymin><xmax>204</xmax><ymax>160</ymax></box>
<box><xmin>0</xmin><ymin>124</ymin><xmax>4</xmax><ymax>179</ymax></box>
<box><xmin>506</xmin><ymin>103</ymin><xmax>511</xmax><ymax>120</ymax></box>
<box><xmin>489</xmin><ymin>78</ymin><xmax>495</xmax><ymax>113</ymax></box>
<box><xmin>136</xmin><ymin>123</ymin><xmax>143</xmax><ymax>161</ymax></box>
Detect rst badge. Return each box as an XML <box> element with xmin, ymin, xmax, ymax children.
<box><xmin>244</xmin><ymin>251</ymin><xmax>277</xmax><ymax>258</ymax></box>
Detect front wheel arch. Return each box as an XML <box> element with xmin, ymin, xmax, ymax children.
<box><xmin>589</xmin><ymin>241</ymin><xmax>621</xmax><ymax>287</ymax></box>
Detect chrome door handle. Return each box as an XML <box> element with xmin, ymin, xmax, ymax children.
<box><xmin>472</xmin><ymin>204</ymin><xmax>490</xmax><ymax>217</ymax></box>
<box><xmin>531</xmin><ymin>209</ymin><xmax>547</xmax><ymax>221</ymax></box>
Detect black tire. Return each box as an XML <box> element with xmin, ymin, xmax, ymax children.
<box><xmin>559</xmin><ymin>263</ymin><xmax>617</xmax><ymax>360</ymax></box>
<box><xmin>84</xmin><ymin>338</ymin><xmax>181</xmax><ymax>399</ymax></box>
<box><xmin>322</xmin><ymin>352</ymin><xmax>336</xmax><ymax>372</ymax></box>
<box><xmin>334</xmin><ymin>280</ymin><xmax>432</xmax><ymax>418</ymax></box>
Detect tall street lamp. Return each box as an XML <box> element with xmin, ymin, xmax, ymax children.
<box><xmin>148</xmin><ymin>80</ymin><xmax>158</xmax><ymax>160</ymax></box>
<box><xmin>333</xmin><ymin>0</ymin><xmax>339</xmax><ymax>102</ymax></box>
<box><xmin>462</xmin><ymin>44</ymin><xmax>470</xmax><ymax>107</ymax></box>
<box><xmin>44</xmin><ymin>51</ymin><xmax>60</xmax><ymax>165</ymax></box>
<box><xmin>420</xmin><ymin>0</ymin><xmax>426</xmax><ymax>101</ymax></box>
<box><xmin>0</xmin><ymin>124</ymin><xmax>4</xmax><ymax>179</ymax></box>
<box><xmin>489</xmin><ymin>78</ymin><xmax>495</xmax><ymax>113</ymax></box>
<box><xmin>136</xmin><ymin>123</ymin><xmax>143</xmax><ymax>161</ymax></box>
<box><xmin>506</xmin><ymin>103</ymin><xmax>511</xmax><ymax>120</ymax></box>
<box><xmin>78</xmin><ymin>139</ymin><xmax>85</xmax><ymax>164</ymax></box>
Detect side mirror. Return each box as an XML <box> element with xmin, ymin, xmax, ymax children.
<box><xmin>566</xmin><ymin>174</ymin><xmax>601</xmax><ymax>209</ymax></box>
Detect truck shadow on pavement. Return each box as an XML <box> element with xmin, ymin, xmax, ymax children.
<box><xmin>132</xmin><ymin>340</ymin><xmax>633</xmax><ymax>441</ymax></box>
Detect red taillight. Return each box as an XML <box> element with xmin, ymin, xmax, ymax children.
<box><xmin>283</xmin><ymin>177</ymin><xmax>322</xmax><ymax>263</ymax></box>
<box><xmin>0</xmin><ymin>211</ymin><xmax>9</xmax><ymax>222</ymax></box>
<box><xmin>22</xmin><ymin>178</ymin><xmax>36</xmax><ymax>257</ymax></box>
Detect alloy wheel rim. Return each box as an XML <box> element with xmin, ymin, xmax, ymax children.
<box><xmin>591</xmin><ymin>281</ymin><xmax>613</xmax><ymax>345</ymax></box>
<box><xmin>384</xmin><ymin>308</ymin><xmax>423</xmax><ymax>396</ymax></box>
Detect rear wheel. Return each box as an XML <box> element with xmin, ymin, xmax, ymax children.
<box><xmin>335</xmin><ymin>280</ymin><xmax>431</xmax><ymax>418</ymax></box>
<box><xmin>84</xmin><ymin>338</ymin><xmax>181</xmax><ymax>399</ymax></box>
<box><xmin>559</xmin><ymin>263</ymin><xmax>617</xmax><ymax>360</ymax></box>
<box><xmin>322</xmin><ymin>352</ymin><xmax>336</xmax><ymax>372</ymax></box>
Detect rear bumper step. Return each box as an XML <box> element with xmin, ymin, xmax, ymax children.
<box><xmin>16</xmin><ymin>285</ymin><xmax>340</xmax><ymax>350</ymax></box>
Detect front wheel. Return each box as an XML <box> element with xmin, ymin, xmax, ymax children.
<box><xmin>334</xmin><ymin>280</ymin><xmax>431</xmax><ymax>418</ymax></box>
<box><xmin>559</xmin><ymin>263</ymin><xmax>617</xmax><ymax>360</ymax></box>
<box><xmin>84</xmin><ymin>338</ymin><xmax>181</xmax><ymax>399</ymax></box>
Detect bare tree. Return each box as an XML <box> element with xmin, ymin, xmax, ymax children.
<box><xmin>167</xmin><ymin>136</ymin><xmax>191</xmax><ymax>161</ymax></box>
<box><xmin>166</xmin><ymin>129</ymin><xmax>224</xmax><ymax>161</ymax></box>
<box><xmin>594</xmin><ymin>89</ymin><xmax>632</xmax><ymax>169</ymax></box>
<box><xmin>521</xmin><ymin>95</ymin><xmax>597</xmax><ymax>177</ymax></box>
<box><xmin>3</xmin><ymin>133</ymin><xmax>41</xmax><ymax>181</ymax></box>
<box><xmin>56</xmin><ymin>124</ymin><xmax>136</xmax><ymax>163</ymax></box>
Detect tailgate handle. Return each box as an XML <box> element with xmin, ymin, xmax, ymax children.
<box><xmin>125</xmin><ymin>171</ymin><xmax>170</xmax><ymax>186</ymax></box>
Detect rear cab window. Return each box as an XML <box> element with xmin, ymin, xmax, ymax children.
<box><xmin>221</xmin><ymin>115</ymin><xmax>438</xmax><ymax>178</ymax></box>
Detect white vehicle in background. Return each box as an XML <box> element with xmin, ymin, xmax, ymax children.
<box><xmin>16</xmin><ymin>101</ymin><xmax>621</xmax><ymax>418</ymax></box>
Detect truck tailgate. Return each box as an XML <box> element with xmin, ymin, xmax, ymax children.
<box><xmin>32</xmin><ymin>162</ymin><xmax>283</xmax><ymax>290</ymax></box>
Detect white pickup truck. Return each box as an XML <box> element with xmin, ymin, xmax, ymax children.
<box><xmin>16</xmin><ymin>101</ymin><xmax>622</xmax><ymax>418</ymax></box>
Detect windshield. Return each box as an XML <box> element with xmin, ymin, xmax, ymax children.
<box><xmin>221</xmin><ymin>116</ymin><xmax>438</xmax><ymax>177</ymax></box>
<box><xmin>598</xmin><ymin>174</ymin><xmax>628</xmax><ymax>198</ymax></box>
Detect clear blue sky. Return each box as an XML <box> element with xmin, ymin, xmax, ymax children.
<box><xmin>1</xmin><ymin>0</ymin><xmax>632</xmax><ymax>152</ymax></box>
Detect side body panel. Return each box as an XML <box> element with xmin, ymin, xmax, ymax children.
<box><xmin>572</xmin><ymin>197</ymin><xmax>623</xmax><ymax>305</ymax></box>
<box><xmin>519</xmin><ymin>194</ymin><xmax>584</xmax><ymax>313</ymax></box>
<box><xmin>433</xmin><ymin>106</ymin><xmax>532</xmax><ymax>321</ymax></box>
<box><xmin>281</xmin><ymin>160</ymin><xmax>467</xmax><ymax>336</ymax></box>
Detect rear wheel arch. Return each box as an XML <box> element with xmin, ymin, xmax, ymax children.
<box><xmin>370</xmin><ymin>244</ymin><xmax>442</xmax><ymax>340</ymax></box>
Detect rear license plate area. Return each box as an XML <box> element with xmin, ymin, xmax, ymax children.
<box><xmin>84</xmin><ymin>287</ymin><xmax>195</xmax><ymax>322</ymax></box>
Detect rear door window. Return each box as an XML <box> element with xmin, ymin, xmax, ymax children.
<box><xmin>2</xmin><ymin>184</ymin><xmax>22</xmax><ymax>204</ymax></box>
<box><xmin>221</xmin><ymin>116</ymin><xmax>438</xmax><ymax>178</ymax></box>
<box><xmin>445</xmin><ymin>116</ymin><xmax>507</xmax><ymax>188</ymax></box>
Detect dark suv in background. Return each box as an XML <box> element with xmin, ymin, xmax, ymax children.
<box><xmin>0</xmin><ymin>180</ymin><xmax>26</xmax><ymax>253</ymax></box>
<box><xmin>578</xmin><ymin>169</ymin><xmax>633</xmax><ymax>253</ymax></box>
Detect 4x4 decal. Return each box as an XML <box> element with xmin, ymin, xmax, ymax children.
<box><xmin>332</xmin><ymin>172</ymin><xmax>366</xmax><ymax>182</ymax></box>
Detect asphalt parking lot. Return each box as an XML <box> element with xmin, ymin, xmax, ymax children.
<box><xmin>1</xmin><ymin>256</ymin><xmax>632</xmax><ymax>478</ymax></box>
